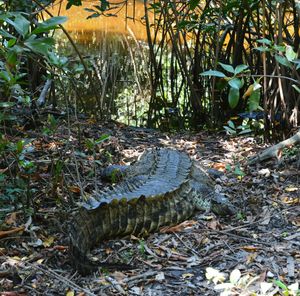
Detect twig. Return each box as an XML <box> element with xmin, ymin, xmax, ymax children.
<box><xmin>23</xmin><ymin>262</ymin><xmax>102</xmax><ymax>296</ymax></box>
<box><xmin>220</xmin><ymin>216</ymin><xmax>274</xmax><ymax>233</ymax></box>
<box><xmin>172</xmin><ymin>232</ymin><xmax>201</xmax><ymax>257</ymax></box>
<box><xmin>123</xmin><ymin>270</ymin><xmax>157</xmax><ymax>283</ymax></box>
<box><xmin>105</xmin><ymin>276</ymin><xmax>126</xmax><ymax>295</ymax></box>
<box><xmin>249</xmin><ymin>74</ymin><xmax>300</xmax><ymax>85</ymax></box>
<box><xmin>209</xmin><ymin>230</ymin><xmax>273</xmax><ymax>247</ymax></box>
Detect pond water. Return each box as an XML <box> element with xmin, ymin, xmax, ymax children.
<box><xmin>49</xmin><ymin>0</ymin><xmax>149</xmax><ymax>44</ymax></box>
<box><xmin>49</xmin><ymin>0</ymin><xmax>151</xmax><ymax>126</ymax></box>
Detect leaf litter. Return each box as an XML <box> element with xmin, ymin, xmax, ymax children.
<box><xmin>0</xmin><ymin>118</ymin><xmax>299</xmax><ymax>295</ymax></box>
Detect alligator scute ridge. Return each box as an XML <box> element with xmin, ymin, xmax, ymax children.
<box><xmin>69</xmin><ymin>148</ymin><xmax>231</xmax><ymax>275</ymax></box>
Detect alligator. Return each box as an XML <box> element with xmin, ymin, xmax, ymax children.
<box><xmin>69</xmin><ymin>148</ymin><xmax>235</xmax><ymax>275</ymax></box>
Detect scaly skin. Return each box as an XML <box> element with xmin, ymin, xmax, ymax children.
<box><xmin>69</xmin><ymin>149</ymin><xmax>235</xmax><ymax>275</ymax></box>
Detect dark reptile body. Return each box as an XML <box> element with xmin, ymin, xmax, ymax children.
<box><xmin>69</xmin><ymin>149</ymin><xmax>222</xmax><ymax>275</ymax></box>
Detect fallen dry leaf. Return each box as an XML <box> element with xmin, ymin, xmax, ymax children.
<box><xmin>206</xmin><ymin>220</ymin><xmax>222</xmax><ymax>230</ymax></box>
<box><xmin>111</xmin><ymin>271</ymin><xmax>126</xmax><ymax>282</ymax></box>
<box><xmin>160</xmin><ymin>220</ymin><xmax>197</xmax><ymax>233</ymax></box>
<box><xmin>285</xmin><ymin>186</ymin><xmax>299</xmax><ymax>192</ymax></box>
<box><xmin>242</xmin><ymin>245</ymin><xmax>259</xmax><ymax>252</ymax></box>
<box><xmin>130</xmin><ymin>234</ymin><xmax>139</xmax><ymax>241</ymax></box>
<box><xmin>5</xmin><ymin>212</ymin><xmax>18</xmax><ymax>226</ymax></box>
<box><xmin>246</xmin><ymin>252</ymin><xmax>258</xmax><ymax>264</ymax></box>
<box><xmin>105</xmin><ymin>247</ymin><xmax>114</xmax><ymax>255</ymax></box>
<box><xmin>212</xmin><ymin>162</ymin><xmax>226</xmax><ymax>171</ymax></box>
<box><xmin>281</xmin><ymin>196</ymin><xmax>300</xmax><ymax>205</ymax></box>
<box><xmin>68</xmin><ymin>186</ymin><xmax>81</xmax><ymax>194</ymax></box>
<box><xmin>52</xmin><ymin>245</ymin><xmax>68</xmax><ymax>251</ymax></box>
<box><xmin>42</xmin><ymin>236</ymin><xmax>55</xmax><ymax>248</ymax></box>
<box><xmin>0</xmin><ymin>226</ymin><xmax>25</xmax><ymax>239</ymax></box>
<box><xmin>155</xmin><ymin>272</ymin><xmax>165</xmax><ymax>282</ymax></box>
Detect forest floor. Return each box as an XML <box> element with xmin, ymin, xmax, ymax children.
<box><xmin>0</xmin><ymin>118</ymin><xmax>299</xmax><ymax>296</ymax></box>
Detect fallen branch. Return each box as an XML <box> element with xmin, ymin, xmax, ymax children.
<box><xmin>248</xmin><ymin>129</ymin><xmax>300</xmax><ymax>165</ymax></box>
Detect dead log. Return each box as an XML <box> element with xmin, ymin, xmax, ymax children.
<box><xmin>248</xmin><ymin>129</ymin><xmax>300</xmax><ymax>165</ymax></box>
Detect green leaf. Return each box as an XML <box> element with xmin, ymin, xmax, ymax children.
<box><xmin>87</xmin><ymin>13</ymin><xmax>101</xmax><ymax>19</ymax></box>
<box><xmin>292</xmin><ymin>84</ymin><xmax>300</xmax><ymax>94</ymax></box>
<box><xmin>24</xmin><ymin>37</ymin><xmax>55</xmax><ymax>56</ymax></box>
<box><xmin>274</xmin><ymin>280</ymin><xmax>288</xmax><ymax>291</ymax></box>
<box><xmin>7</xmin><ymin>38</ymin><xmax>17</xmax><ymax>48</ymax></box>
<box><xmin>293</xmin><ymin>59</ymin><xmax>300</xmax><ymax>70</ymax></box>
<box><xmin>32</xmin><ymin>16</ymin><xmax>68</xmax><ymax>34</ymax></box>
<box><xmin>84</xmin><ymin>8</ymin><xmax>96</xmax><ymax>13</ymax></box>
<box><xmin>216</xmin><ymin>78</ymin><xmax>227</xmax><ymax>91</ymax></box>
<box><xmin>257</xmin><ymin>38</ymin><xmax>272</xmax><ymax>45</ymax></box>
<box><xmin>66</xmin><ymin>0</ymin><xmax>82</xmax><ymax>9</ymax></box>
<box><xmin>95</xmin><ymin>1</ymin><xmax>110</xmax><ymax>12</ymax></box>
<box><xmin>234</xmin><ymin>64</ymin><xmax>248</xmax><ymax>75</ymax></box>
<box><xmin>225</xmin><ymin>164</ymin><xmax>232</xmax><ymax>171</ymax></box>
<box><xmin>0</xmin><ymin>13</ymin><xmax>10</xmax><ymax>21</ymax></box>
<box><xmin>228</xmin><ymin>78</ymin><xmax>244</xmax><ymax>89</ymax></box>
<box><xmin>95</xmin><ymin>134</ymin><xmax>110</xmax><ymax>144</ymax></box>
<box><xmin>234</xmin><ymin>166</ymin><xmax>245</xmax><ymax>177</ymax></box>
<box><xmin>224</xmin><ymin>126</ymin><xmax>236</xmax><ymax>135</ymax></box>
<box><xmin>19</xmin><ymin>159</ymin><xmax>35</xmax><ymax>170</ymax></box>
<box><xmin>6</xmin><ymin>14</ymin><xmax>30</xmax><ymax>37</ymax></box>
<box><xmin>200</xmin><ymin>70</ymin><xmax>226</xmax><ymax>78</ymax></box>
<box><xmin>0</xmin><ymin>173</ymin><xmax>6</xmax><ymax>182</ymax></box>
<box><xmin>0</xmin><ymin>71</ymin><xmax>11</xmax><ymax>82</ymax></box>
<box><xmin>248</xmin><ymin>90</ymin><xmax>260</xmax><ymax>112</ymax></box>
<box><xmin>48</xmin><ymin>114</ymin><xmax>57</xmax><ymax>129</ymax></box>
<box><xmin>7</xmin><ymin>50</ymin><xmax>17</xmax><ymax>67</ymax></box>
<box><xmin>219</xmin><ymin>62</ymin><xmax>235</xmax><ymax>74</ymax></box>
<box><xmin>254</xmin><ymin>46</ymin><xmax>270</xmax><ymax>52</ymax></box>
<box><xmin>227</xmin><ymin>120</ymin><xmax>235</xmax><ymax>129</ymax></box>
<box><xmin>7</xmin><ymin>44</ymin><xmax>23</xmax><ymax>54</ymax></box>
<box><xmin>178</xmin><ymin>20</ymin><xmax>190</xmax><ymax>29</ymax></box>
<box><xmin>0</xmin><ymin>102</ymin><xmax>15</xmax><ymax>108</ymax></box>
<box><xmin>16</xmin><ymin>140</ymin><xmax>24</xmax><ymax>154</ymax></box>
<box><xmin>0</xmin><ymin>29</ymin><xmax>15</xmax><ymax>39</ymax></box>
<box><xmin>228</xmin><ymin>87</ymin><xmax>240</xmax><ymax>108</ymax></box>
<box><xmin>238</xmin><ymin>129</ymin><xmax>252</xmax><ymax>135</ymax></box>
<box><xmin>48</xmin><ymin>52</ymin><xmax>68</xmax><ymax>67</ymax></box>
<box><xmin>285</xmin><ymin>45</ymin><xmax>297</xmax><ymax>62</ymax></box>
<box><xmin>85</xmin><ymin>139</ymin><xmax>94</xmax><ymax>150</ymax></box>
<box><xmin>273</xmin><ymin>45</ymin><xmax>285</xmax><ymax>52</ymax></box>
<box><xmin>40</xmin><ymin>16</ymin><xmax>67</xmax><ymax>27</ymax></box>
<box><xmin>189</xmin><ymin>0</ymin><xmax>200</xmax><ymax>9</ymax></box>
<box><xmin>275</xmin><ymin>54</ymin><xmax>292</xmax><ymax>68</ymax></box>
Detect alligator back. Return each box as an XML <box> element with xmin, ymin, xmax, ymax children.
<box><xmin>69</xmin><ymin>149</ymin><xmax>205</xmax><ymax>275</ymax></box>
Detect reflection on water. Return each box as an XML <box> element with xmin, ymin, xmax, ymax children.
<box><xmin>49</xmin><ymin>0</ymin><xmax>151</xmax><ymax>126</ymax></box>
<box><xmin>49</xmin><ymin>0</ymin><xmax>148</xmax><ymax>42</ymax></box>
